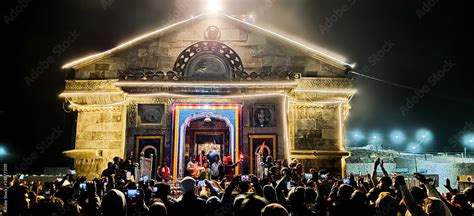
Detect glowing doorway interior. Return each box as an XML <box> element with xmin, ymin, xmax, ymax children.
<box><xmin>172</xmin><ymin>104</ymin><xmax>241</xmax><ymax>180</ymax></box>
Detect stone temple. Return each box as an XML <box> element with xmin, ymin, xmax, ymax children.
<box><xmin>60</xmin><ymin>12</ymin><xmax>356</xmax><ymax>180</ymax></box>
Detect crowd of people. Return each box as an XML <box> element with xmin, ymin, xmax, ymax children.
<box><xmin>1</xmin><ymin>156</ymin><xmax>473</xmax><ymax>216</ymax></box>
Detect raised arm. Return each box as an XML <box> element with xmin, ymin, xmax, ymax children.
<box><xmin>380</xmin><ymin>159</ymin><xmax>389</xmax><ymax>177</ymax></box>
<box><xmin>395</xmin><ymin>175</ymin><xmax>427</xmax><ymax>216</ymax></box>
<box><xmin>275</xmin><ymin>175</ymin><xmax>289</xmax><ymax>208</ymax></box>
<box><xmin>371</xmin><ymin>158</ymin><xmax>380</xmax><ymax>186</ymax></box>
<box><xmin>222</xmin><ymin>175</ymin><xmax>239</xmax><ymax>204</ymax></box>
<box><xmin>250</xmin><ymin>175</ymin><xmax>263</xmax><ymax>197</ymax></box>
<box><xmin>443</xmin><ymin>178</ymin><xmax>456</xmax><ymax>194</ymax></box>
<box><xmin>414</xmin><ymin>173</ymin><xmax>454</xmax><ymax>216</ymax></box>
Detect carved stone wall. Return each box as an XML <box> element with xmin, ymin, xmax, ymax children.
<box><xmin>294</xmin><ymin>105</ymin><xmax>339</xmax><ymax>151</ymax></box>
<box><xmin>75</xmin><ymin>110</ymin><xmax>123</xmax><ymax>150</ymax></box>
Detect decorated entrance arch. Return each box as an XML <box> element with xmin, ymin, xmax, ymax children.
<box><xmin>172</xmin><ymin>103</ymin><xmax>241</xmax><ymax>180</ymax></box>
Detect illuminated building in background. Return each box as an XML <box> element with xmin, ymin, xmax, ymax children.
<box><xmin>60</xmin><ymin>11</ymin><xmax>356</xmax><ymax>180</ymax></box>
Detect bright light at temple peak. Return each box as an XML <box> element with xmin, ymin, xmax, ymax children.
<box><xmin>207</xmin><ymin>0</ymin><xmax>221</xmax><ymax>12</ymax></box>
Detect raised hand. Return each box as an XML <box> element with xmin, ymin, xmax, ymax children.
<box><xmin>374</xmin><ymin>158</ymin><xmax>381</xmax><ymax>168</ymax></box>
<box><xmin>443</xmin><ymin>178</ymin><xmax>452</xmax><ymax>190</ymax></box>
<box><xmin>414</xmin><ymin>173</ymin><xmax>429</xmax><ymax>184</ymax></box>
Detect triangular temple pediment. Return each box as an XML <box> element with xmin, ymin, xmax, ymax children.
<box><xmin>63</xmin><ymin>12</ymin><xmax>353</xmax><ymax>80</ymax></box>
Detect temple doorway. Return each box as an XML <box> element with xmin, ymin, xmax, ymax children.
<box><xmin>186</xmin><ymin>117</ymin><xmax>229</xmax><ymax>164</ymax></box>
<box><xmin>171</xmin><ymin>104</ymin><xmax>241</xmax><ymax>180</ymax></box>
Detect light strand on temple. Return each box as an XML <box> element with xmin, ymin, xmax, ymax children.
<box><xmin>294</xmin><ymin>89</ymin><xmax>357</xmax><ymax>94</ymax></box>
<box><xmin>67</xmin><ymin>100</ymin><xmax>127</xmax><ymax>108</ymax></box>
<box><xmin>282</xmin><ymin>94</ymin><xmax>292</xmax><ymax>164</ymax></box>
<box><xmin>338</xmin><ymin>103</ymin><xmax>344</xmax><ymax>151</ymax></box>
<box><xmin>128</xmin><ymin>92</ymin><xmax>289</xmax><ymax>98</ymax></box>
<box><xmin>116</xmin><ymin>81</ymin><xmax>297</xmax><ymax>87</ymax></box>
<box><xmin>59</xmin><ymin>91</ymin><xmax>124</xmax><ymax>97</ymax></box>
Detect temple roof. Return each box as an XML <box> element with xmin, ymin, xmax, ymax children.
<box><xmin>62</xmin><ymin>11</ymin><xmax>353</xmax><ymax>70</ymax></box>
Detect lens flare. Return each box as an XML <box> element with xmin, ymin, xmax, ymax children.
<box><xmin>390</xmin><ymin>130</ymin><xmax>406</xmax><ymax>144</ymax></box>
<box><xmin>207</xmin><ymin>0</ymin><xmax>221</xmax><ymax>12</ymax></box>
<box><xmin>416</xmin><ymin>129</ymin><xmax>433</xmax><ymax>144</ymax></box>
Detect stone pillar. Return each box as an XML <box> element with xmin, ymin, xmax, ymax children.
<box><xmin>64</xmin><ymin>109</ymin><xmax>125</xmax><ymax>179</ymax></box>
<box><xmin>60</xmin><ymin>80</ymin><xmax>126</xmax><ymax>179</ymax></box>
<box><xmin>289</xmin><ymin>78</ymin><xmax>354</xmax><ymax>177</ymax></box>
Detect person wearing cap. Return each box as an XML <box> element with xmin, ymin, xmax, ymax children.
<box><xmin>175</xmin><ymin>176</ymin><xmax>206</xmax><ymax>216</ymax></box>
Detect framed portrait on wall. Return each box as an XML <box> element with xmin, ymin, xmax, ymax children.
<box><xmin>250</xmin><ymin>104</ymin><xmax>275</xmax><ymax>127</ymax></box>
<box><xmin>137</xmin><ymin>104</ymin><xmax>165</xmax><ymax>126</ymax></box>
<box><xmin>248</xmin><ymin>134</ymin><xmax>277</xmax><ymax>175</ymax></box>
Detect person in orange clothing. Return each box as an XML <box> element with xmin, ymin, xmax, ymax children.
<box><xmin>223</xmin><ymin>155</ymin><xmax>240</xmax><ymax>182</ymax></box>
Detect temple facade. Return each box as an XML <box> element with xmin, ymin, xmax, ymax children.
<box><xmin>60</xmin><ymin>12</ymin><xmax>356</xmax><ymax>180</ymax></box>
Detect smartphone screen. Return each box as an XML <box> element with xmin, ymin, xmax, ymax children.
<box><xmin>320</xmin><ymin>174</ymin><xmax>328</xmax><ymax>180</ymax></box>
<box><xmin>197</xmin><ymin>180</ymin><xmax>206</xmax><ymax>187</ymax></box>
<box><xmin>343</xmin><ymin>178</ymin><xmax>350</xmax><ymax>184</ymax></box>
<box><xmin>126</xmin><ymin>171</ymin><xmax>131</xmax><ymax>181</ymax></box>
<box><xmin>79</xmin><ymin>183</ymin><xmax>87</xmax><ymax>191</ymax></box>
<box><xmin>286</xmin><ymin>181</ymin><xmax>291</xmax><ymax>190</ymax></box>
<box><xmin>152</xmin><ymin>187</ymin><xmax>158</xmax><ymax>193</ymax></box>
<box><xmin>241</xmin><ymin>175</ymin><xmax>251</xmax><ymax>182</ymax></box>
<box><xmin>304</xmin><ymin>173</ymin><xmax>313</xmax><ymax>179</ymax></box>
<box><xmin>127</xmin><ymin>189</ymin><xmax>139</xmax><ymax>198</ymax></box>
<box><xmin>143</xmin><ymin>175</ymin><xmax>149</xmax><ymax>183</ymax></box>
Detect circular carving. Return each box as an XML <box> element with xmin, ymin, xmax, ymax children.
<box><xmin>204</xmin><ymin>25</ymin><xmax>221</xmax><ymax>40</ymax></box>
<box><xmin>173</xmin><ymin>41</ymin><xmax>244</xmax><ymax>80</ymax></box>
<box><xmin>186</xmin><ymin>52</ymin><xmax>230</xmax><ymax>80</ymax></box>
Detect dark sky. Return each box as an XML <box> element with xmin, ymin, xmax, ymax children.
<box><xmin>1</xmin><ymin>0</ymin><xmax>472</xmax><ymax>172</ymax></box>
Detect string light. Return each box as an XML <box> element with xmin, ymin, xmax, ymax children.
<box><xmin>59</xmin><ymin>91</ymin><xmax>124</xmax><ymax>97</ymax></box>
<box><xmin>282</xmin><ymin>94</ymin><xmax>291</xmax><ymax>164</ymax></box>
<box><xmin>67</xmin><ymin>100</ymin><xmax>127</xmax><ymax>108</ymax></box>
<box><xmin>116</xmin><ymin>81</ymin><xmax>297</xmax><ymax>87</ymax></box>
<box><xmin>294</xmin><ymin>89</ymin><xmax>357</xmax><ymax>94</ymax></box>
<box><xmin>128</xmin><ymin>92</ymin><xmax>289</xmax><ymax>98</ymax></box>
<box><xmin>338</xmin><ymin>103</ymin><xmax>344</xmax><ymax>150</ymax></box>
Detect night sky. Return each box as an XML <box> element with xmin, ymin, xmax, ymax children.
<box><xmin>1</xmin><ymin>0</ymin><xmax>472</xmax><ymax>173</ymax></box>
